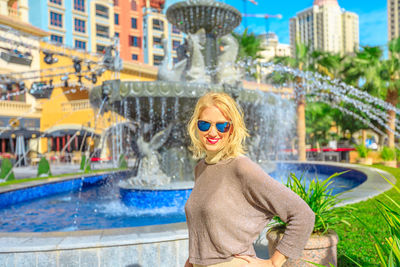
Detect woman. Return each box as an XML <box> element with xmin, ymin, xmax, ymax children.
<box><xmin>184</xmin><ymin>92</ymin><xmax>315</xmax><ymax>267</ymax></box>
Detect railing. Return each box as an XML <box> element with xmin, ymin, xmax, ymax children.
<box><xmin>0</xmin><ymin>100</ymin><xmax>32</xmax><ymax>115</ymax></box>
<box><xmin>62</xmin><ymin>100</ymin><xmax>91</xmax><ymax>113</ymax></box>
<box><xmin>8</xmin><ymin>7</ymin><xmax>21</xmax><ymax>18</ymax></box>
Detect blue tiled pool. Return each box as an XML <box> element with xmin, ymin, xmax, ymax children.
<box><xmin>0</xmin><ymin>163</ymin><xmax>366</xmax><ymax>232</ymax></box>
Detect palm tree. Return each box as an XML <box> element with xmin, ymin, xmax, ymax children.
<box><xmin>380</xmin><ymin>37</ymin><xmax>400</xmax><ymax>148</ymax></box>
<box><xmin>271</xmin><ymin>42</ymin><xmax>312</xmax><ymax>161</ymax></box>
<box><xmin>232</xmin><ymin>28</ymin><xmax>264</xmax><ymax>79</ymax></box>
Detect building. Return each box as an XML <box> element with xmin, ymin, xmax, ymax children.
<box><xmin>142</xmin><ymin>0</ymin><xmax>184</xmax><ymax>66</ymax></box>
<box><xmin>113</xmin><ymin>0</ymin><xmax>143</xmax><ymax>63</ymax></box>
<box><xmin>388</xmin><ymin>0</ymin><xmax>400</xmax><ymax>40</ymax></box>
<box><xmin>289</xmin><ymin>0</ymin><xmax>359</xmax><ymax>55</ymax></box>
<box><xmin>259</xmin><ymin>33</ymin><xmax>291</xmax><ymax>62</ymax></box>
<box><xmin>28</xmin><ymin>0</ymin><xmax>114</xmax><ymax>53</ymax></box>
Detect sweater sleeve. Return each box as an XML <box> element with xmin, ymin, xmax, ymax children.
<box><xmin>236</xmin><ymin>157</ymin><xmax>315</xmax><ymax>259</ymax></box>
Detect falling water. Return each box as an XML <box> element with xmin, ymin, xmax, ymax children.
<box><xmin>135</xmin><ymin>97</ymin><xmax>141</xmax><ymax>135</ymax></box>
<box><xmin>161</xmin><ymin>97</ymin><xmax>167</xmax><ymax>128</ymax></box>
<box><xmin>149</xmin><ymin>97</ymin><xmax>154</xmax><ymax>139</ymax></box>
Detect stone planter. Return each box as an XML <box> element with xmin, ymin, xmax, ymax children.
<box><xmin>357</xmin><ymin>157</ymin><xmax>373</xmax><ymax>165</ymax></box>
<box><xmin>267</xmin><ymin>227</ymin><xmax>339</xmax><ymax>267</ymax></box>
<box><xmin>383</xmin><ymin>160</ymin><xmax>397</xmax><ymax>168</ymax></box>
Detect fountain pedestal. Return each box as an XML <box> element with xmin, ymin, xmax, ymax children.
<box><xmin>119</xmin><ymin>181</ymin><xmax>194</xmax><ymax>210</ymax></box>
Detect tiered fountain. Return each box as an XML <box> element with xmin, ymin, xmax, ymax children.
<box><xmin>90</xmin><ymin>0</ymin><xmax>295</xmax><ymax>209</ymax></box>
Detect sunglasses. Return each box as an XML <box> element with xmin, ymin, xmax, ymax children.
<box><xmin>197</xmin><ymin>120</ymin><xmax>231</xmax><ymax>133</ymax></box>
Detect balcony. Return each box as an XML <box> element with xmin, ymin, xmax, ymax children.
<box><xmin>61</xmin><ymin>99</ymin><xmax>91</xmax><ymax>113</ymax></box>
<box><xmin>0</xmin><ymin>101</ymin><xmax>39</xmax><ymax>117</ymax></box>
<box><xmin>8</xmin><ymin>7</ymin><xmax>21</xmax><ymax>19</ymax></box>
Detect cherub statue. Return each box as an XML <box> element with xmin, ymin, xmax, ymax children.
<box><xmin>126</xmin><ymin>125</ymin><xmax>173</xmax><ymax>187</ymax></box>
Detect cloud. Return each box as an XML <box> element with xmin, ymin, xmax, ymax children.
<box><xmin>356</xmin><ymin>8</ymin><xmax>387</xmax><ymax>47</ymax></box>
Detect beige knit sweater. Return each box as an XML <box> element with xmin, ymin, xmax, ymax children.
<box><xmin>184</xmin><ymin>156</ymin><xmax>315</xmax><ymax>265</ymax></box>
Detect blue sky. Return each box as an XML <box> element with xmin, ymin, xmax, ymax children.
<box><xmin>165</xmin><ymin>0</ymin><xmax>388</xmax><ymax>48</ymax></box>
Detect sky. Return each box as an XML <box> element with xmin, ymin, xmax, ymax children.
<box><xmin>165</xmin><ymin>0</ymin><xmax>388</xmax><ymax>48</ymax></box>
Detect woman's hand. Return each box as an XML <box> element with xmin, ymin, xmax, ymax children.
<box><xmin>184</xmin><ymin>258</ymin><xmax>193</xmax><ymax>267</ymax></box>
<box><xmin>235</xmin><ymin>255</ymin><xmax>276</xmax><ymax>267</ymax></box>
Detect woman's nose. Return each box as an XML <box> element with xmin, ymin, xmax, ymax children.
<box><xmin>208</xmin><ymin>125</ymin><xmax>218</xmax><ymax>136</ymax></box>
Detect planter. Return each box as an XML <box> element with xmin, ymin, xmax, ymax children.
<box><xmin>383</xmin><ymin>160</ymin><xmax>397</xmax><ymax>168</ymax></box>
<box><xmin>357</xmin><ymin>157</ymin><xmax>373</xmax><ymax>165</ymax></box>
<box><xmin>267</xmin><ymin>227</ymin><xmax>339</xmax><ymax>267</ymax></box>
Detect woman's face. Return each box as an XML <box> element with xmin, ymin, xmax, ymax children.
<box><xmin>197</xmin><ymin>105</ymin><xmax>232</xmax><ymax>154</ymax></box>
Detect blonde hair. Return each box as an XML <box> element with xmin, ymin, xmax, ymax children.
<box><xmin>187</xmin><ymin>92</ymin><xmax>249</xmax><ymax>160</ymax></box>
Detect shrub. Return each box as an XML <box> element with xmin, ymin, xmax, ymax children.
<box><xmin>37</xmin><ymin>157</ymin><xmax>51</xmax><ymax>177</ymax></box>
<box><xmin>118</xmin><ymin>154</ymin><xmax>128</xmax><ymax>169</ymax></box>
<box><xmin>381</xmin><ymin>146</ymin><xmax>396</xmax><ymax>161</ymax></box>
<box><xmin>80</xmin><ymin>155</ymin><xmax>91</xmax><ymax>173</ymax></box>
<box><xmin>355</xmin><ymin>144</ymin><xmax>370</xmax><ymax>158</ymax></box>
<box><xmin>273</xmin><ymin>172</ymin><xmax>351</xmax><ymax>234</ymax></box>
<box><xmin>0</xmin><ymin>158</ymin><xmax>15</xmax><ymax>181</ymax></box>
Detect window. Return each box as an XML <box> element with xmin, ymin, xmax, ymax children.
<box><xmin>115</xmin><ymin>32</ymin><xmax>119</xmax><ymax>37</ymax></box>
<box><xmin>172</xmin><ymin>25</ymin><xmax>180</xmax><ymax>34</ymax></box>
<box><xmin>132</xmin><ymin>54</ymin><xmax>138</xmax><ymax>60</ymax></box>
<box><xmin>74</xmin><ymin>0</ymin><xmax>85</xmax><ymax>11</ymax></box>
<box><xmin>153</xmin><ymin>19</ymin><xmax>164</xmax><ymax>31</ymax></box>
<box><xmin>153</xmin><ymin>55</ymin><xmax>163</xmax><ymax>66</ymax></box>
<box><xmin>51</xmin><ymin>34</ymin><xmax>63</xmax><ymax>44</ymax></box>
<box><xmin>131</xmin><ymin>0</ymin><xmax>137</xmax><ymax>10</ymax></box>
<box><xmin>50</xmin><ymin>11</ymin><xmax>62</xmax><ymax>27</ymax></box>
<box><xmin>131</xmin><ymin>18</ymin><xmax>137</xmax><ymax>29</ymax></box>
<box><xmin>96</xmin><ymin>24</ymin><xmax>109</xmax><ymax>38</ymax></box>
<box><xmin>153</xmin><ymin>37</ymin><xmax>162</xmax><ymax>48</ymax></box>
<box><xmin>172</xmin><ymin>40</ymin><xmax>180</xmax><ymax>50</ymax></box>
<box><xmin>96</xmin><ymin>45</ymin><xmax>106</xmax><ymax>53</ymax></box>
<box><xmin>173</xmin><ymin>57</ymin><xmax>178</xmax><ymax>64</ymax></box>
<box><xmin>115</xmin><ymin>13</ymin><xmax>119</xmax><ymax>25</ymax></box>
<box><xmin>50</xmin><ymin>0</ymin><xmax>62</xmax><ymax>5</ymax></box>
<box><xmin>74</xmin><ymin>18</ymin><xmax>85</xmax><ymax>33</ymax></box>
<box><xmin>75</xmin><ymin>40</ymin><xmax>86</xmax><ymax>50</ymax></box>
<box><xmin>129</xmin><ymin>36</ymin><xmax>141</xmax><ymax>47</ymax></box>
<box><xmin>95</xmin><ymin>4</ymin><xmax>109</xmax><ymax>18</ymax></box>
<box><xmin>113</xmin><ymin>0</ymin><xmax>118</xmax><ymax>5</ymax></box>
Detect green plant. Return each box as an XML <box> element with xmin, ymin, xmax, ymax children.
<box><xmin>350</xmin><ymin>174</ymin><xmax>400</xmax><ymax>267</ymax></box>
<box><xmin>80</xmin><ymin>155</ymin><xmax>91</xmax><ymax>173</ymax></box>
<box><xmin>355</xmin><ymin>144</ymin><xmax>370</xmax><ymax>158</ymax></box>
<box><xmin>37</xmin><ymin>157</ymin><xmax>51</xmax><ymax>177</ymax></box>
<box><xmin>0</xmin><ymin>158</ymin><xmax>15</xmax><ymax>181</ymax></box>
<box><xmin>396</xmin><ymin>148</ymin><xmax>400</xmax><ymax>162</ymax></box>
<box><xmin>273</xmin><ymin>172</ymin><xmax>351</xmax><ymax>234</ymax></box>
<box><xmin>118</xmin><ymin>154</ymin><xmax>128</xmax><ymax>169</ymax></box>
<box><xmin>381</xmin><ymin>146</ymin><xmax>396</xmax><ymax>161</ymax></box>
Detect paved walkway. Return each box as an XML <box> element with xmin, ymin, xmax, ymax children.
<box><xmin>12</xmin><ymin>162</ymin><xmax>116</xmax><ymax>179</ymax></box>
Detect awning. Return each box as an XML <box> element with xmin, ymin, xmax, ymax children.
<box><xmin>0</xmin><ymin>128</ymin><xmax>42</xmax><ymax>139</ymax></box>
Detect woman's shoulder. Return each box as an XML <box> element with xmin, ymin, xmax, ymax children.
<box><xmin>231</xmin><ymin>155</ymin><xmax>259</xmax><ymax>173</ymax></box>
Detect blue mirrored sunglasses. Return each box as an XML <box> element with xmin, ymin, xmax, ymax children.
<box><xmin>197</xmin><ymin>120</ymin><xmax>231</xmax><ymax>133</ymax></box>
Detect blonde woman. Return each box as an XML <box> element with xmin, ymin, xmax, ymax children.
<box><xmin>184</xmin><ymin>92</ymin><xmax>315</xmax><ymax>267</ymax></box>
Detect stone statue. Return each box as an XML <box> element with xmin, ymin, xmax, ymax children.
<box><xmin>126</xmin><ymin>125</ymin><xmax>173</xmax><ymax>187</ymax></box>
<box><xmin>186</xmin><ymin>28</ymin><xmax>211</xmax><ymax>83</ymax></box>
<box><xmin>217</xmin><ymin>33</ymin><xmax>241</xmax><ymax>86</ymax></box>
<box><xmin>157</xmin><ymin>37</ymin><xmax>188</xmax><ymax>82</ymax></box>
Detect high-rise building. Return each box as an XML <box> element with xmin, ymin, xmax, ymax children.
<box><xmin>289</xmin><ymin>0</ymin><xmax>359</xmax><ymax>55</ymax></box>
<box><xmin>142</xmin><ymin>0</ymin><xmax>184</xmax><ymax>66</ymax></box>
<box><xmin>388</xmin><ymin>0</ymin><xmax>400</xmax><ymax>40</ymax></box>
<box><xmin>113</xmin><ymin>0</ymin><xmax>143</xmax><ymax>63</ymax></box>
<box><xmin>28</xmin><ymin>0</ymin><xmax>114</xmax><ymax>53</ymax></box>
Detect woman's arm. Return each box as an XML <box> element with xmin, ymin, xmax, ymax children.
<box><xmin>236</xmin><ymin>157</ymin><xmax>315</xmax><ymax>260</ymax></box>
<box><xmin>184</xmin><ymin>258</ymin><xmax>193</xmax><ymax>267</ymax></box>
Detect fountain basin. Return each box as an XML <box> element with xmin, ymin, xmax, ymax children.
<box><xmin>0</xmin><ymin>163</ymin><xmax>395</xmax><ymax>267</ymax></box>
<box><xmin>119</xmin><ymin>181</ymin><xmax>194</xmax><ymax>209</ymax></box>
